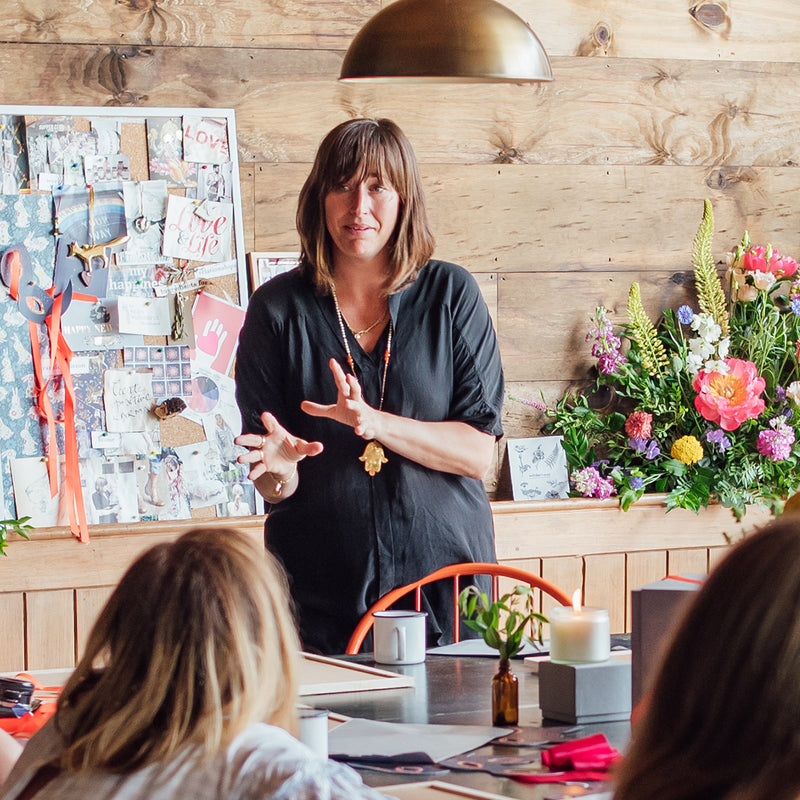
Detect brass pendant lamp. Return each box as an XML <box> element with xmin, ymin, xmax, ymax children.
<box><xmin>339</xmin><ymin>0</ymin><xmax>553</xmax><ymax>84</ymax></box>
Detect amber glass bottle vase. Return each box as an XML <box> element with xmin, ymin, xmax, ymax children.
<box><xmin>491</xmin><ymin>658</ymin><xmax>519</xmax><ymax>726</ymax></box>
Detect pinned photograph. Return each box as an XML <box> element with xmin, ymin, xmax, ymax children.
<box><xmin>182</xmin><ymin>116</ymin><xmax>230</xmax><ymax>164</ymax></box>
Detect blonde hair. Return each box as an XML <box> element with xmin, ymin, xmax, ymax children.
<box><xmin>55</xmin><ymin>527</ymin><xmax>299</xmax><ymax>773</ymax></box>
<box><xmin>615</xmin><ymin>517</ymin><xmax>800</xmax><ymax>800</ymax></box>
<box><xmin>297</xmin><ymin>118</ymin><xmax>435</xmax><ymax>296</ymax></box>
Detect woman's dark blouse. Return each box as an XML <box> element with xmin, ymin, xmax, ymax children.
<box><xmin>235</xmin><ymin>260</ymin><xmax>504</xmax><ymax>654</ymax></box>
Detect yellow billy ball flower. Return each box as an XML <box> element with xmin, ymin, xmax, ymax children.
<box><xmin>670</xmin><ymin>435</ymin><xmax>704</xmax><ymax>465</ymax></box>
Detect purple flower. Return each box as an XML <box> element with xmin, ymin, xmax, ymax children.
<box><xmin>792</xmin><ymin>298</ymin><xmax>800</xmax><ymax>316</ymax></box>
<box><xmin>756</xmin><ymin>417</ymin><xmax>796</xmax><ymax>462</ymax></box>
<box><xmin>587</xmin><ymin>308</ymin><xmax>627</xmax><ymax>375</ymax></box>
<box><xmin>705</xmin><ymin>429</ymin><xmax>731</xmax><ymax>453</ymax></box>
<box><xmin>677</xmin><ymin>305</ymin><xmax>695</xmax><ymax>325</ymax></box>
<box><xmin>645</xmin><ymin>440</ymin><xmax>661</xmax><ymax>460</ymax></box>
<box><xmin>598</xmin><ymin>351</ymin><xmax>626</xmax><ymax>375</ymax></box>
<box><xmin>776</xmin><ymin>385</ymin><xmax>787</xmax><ymax>403</ymax></box>
<box><xmin>629</xmin><ymin>476</ymin><xmax>644</xmax><ymax>490</ymax></box>
<box><xmin>509</xmin><ymin>395</ymin><xmax>547</xmax><ymax>411</ymax></box>
<box><xmin>629</xmin><ymin>437</ymin><xmax>647</xmax><ymax>453</ymax></box>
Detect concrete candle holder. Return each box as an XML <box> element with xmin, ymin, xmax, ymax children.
<box><xmin>538</xmin><ymin>655</ymin><xmax>632</xmax><ymax>724</ymax></box>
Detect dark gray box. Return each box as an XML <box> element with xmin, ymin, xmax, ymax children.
<box><xmin>538</xmin><ymin>657</ymin><xmax>632</xmax><ymax>724</ymax></box>
<box><xmin>631</xmin><ymin>576</ymin><xmax>702</xmax><ymax>708</ymax></box>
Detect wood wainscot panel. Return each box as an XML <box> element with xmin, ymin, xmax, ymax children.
<box><xmin>494</xmin><ymin>557</ymin><xmax>544</xmax><ymax>612</ymax></box>
<box><xmin>0</xmin><ymin>593</ymin><xmax>25</xmax><ymax>672</ymax></box>
<box><xmin>667</xmin><ymin>548</ymin><xmax>710</xmax><ymax>577</ymax></box>
<box><xmin>76</xmin><ymin>586</ymin><xmax>115</xmax><ymax>661</ymax></box>
<box><xmin>540</xmin><ymin>555</ymin><xmax>583</xmax><ymax>622</ymax></box>
<box><xmin>708</xmin><ymin>545</ymin><xmax>733</xmax><ymax>571</ymax></box>
<box><xmin>626</xmin><ymin>550</ymin><xmax>668</xmax><ymax>632</ymax></box>
<box><xmin>584</xmin><ymin>553</ymin><xmax>626</xmax><ymax>634</ymax></box>
<box><xmin>26</xmin><ymin>589</ymin><xmax>74</xmax><ymax>671</ymax></box>
<box><xmin>0</xmin><ymin>502</ymin><xmax>769</xmax><ymax>670</ymax></box>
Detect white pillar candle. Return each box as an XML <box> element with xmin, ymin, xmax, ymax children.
<box><xmin>549</xmin><ymin>596</ymin><xmax>610</xmax><ymax>664</ymax></box>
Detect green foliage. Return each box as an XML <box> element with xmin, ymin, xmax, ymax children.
<box><xmin>0</xmin><ymin>516</ymin><xmax>32</xmax><ymax>556</ymax></box>
<box><xmin>458</xmin><ymin>585</ymin><xmax>549</xmax><ymax>662</ymax></box>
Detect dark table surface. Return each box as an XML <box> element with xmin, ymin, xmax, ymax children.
<box><xmin>309</xmin><ymin>653</ymin><xmax>630</xmax><ymax>799</ymax></box>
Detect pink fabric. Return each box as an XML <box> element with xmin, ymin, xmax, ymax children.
<box><xmin>540</xmin><ymin>733</ymin><xmax>621</xmax><ymax>771</ymax></box>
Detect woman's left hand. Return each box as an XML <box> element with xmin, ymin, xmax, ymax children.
<box><xmin>301</xmin><ymin>358</ymin><xmax>382</xmax><ymax>440</ymax></box>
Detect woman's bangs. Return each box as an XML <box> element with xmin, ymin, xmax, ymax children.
<box><xmin>329</xmin><ymin>130</ymin><xmax>402</xmax><ymax>191</ymax></box>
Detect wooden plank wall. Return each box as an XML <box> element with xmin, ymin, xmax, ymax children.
<box><xmin>3</xmin><ymin>0</ymin><xmax>799</xmax><ymax>499</ymax></box>
<box><xmin>0</xmin><ymin>1</ymin><xmax>796</xmax><ymax>665</ymax></box>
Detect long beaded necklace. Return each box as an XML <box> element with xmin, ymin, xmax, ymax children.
<box><xmin>331</xmin><ymin>284</ymin><xmax>392</xmax><ymax>476</ymax></box>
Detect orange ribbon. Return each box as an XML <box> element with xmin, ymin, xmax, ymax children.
<box><xmin>6</xmin><ymin>251</ymin><xmax>89</xmax><ymax>542</ymax></box>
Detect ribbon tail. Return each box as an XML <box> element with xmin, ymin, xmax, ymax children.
<box><xmin>27</xmin><ymin>320</ymin><xmax>59</xmax><ymax>497</ymax></box>
<box><xmin>50</xmin><ymin>293</ymin><xmax>88</xmax><ymax>543</ymax></box>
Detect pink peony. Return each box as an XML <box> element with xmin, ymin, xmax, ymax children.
<box><xmin>692</xmin><ymin>358</ymin><xmax>766</xmax><ymax>431</ymax></box>
<box><xmin>742</xmin><ymin>245</ymin><xmax>798</xmax><ymax>278</ymax></box>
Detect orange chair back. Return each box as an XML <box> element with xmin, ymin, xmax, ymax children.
<box><xmin>345</xmin><ymin>561</ymin><xmax>571</xmax><ymax>654</ymax></box>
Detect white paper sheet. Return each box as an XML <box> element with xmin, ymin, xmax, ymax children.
<box><xmin>328</xmin><ymin>718</ymin><xmax>512</xmax><ymax>763</ymax></box>
<box><xmin>426</xmin><ymin>638</ymin><xmax>549</xmax><ymax>658</ymax></box>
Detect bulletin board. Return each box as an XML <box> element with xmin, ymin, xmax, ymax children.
<box><xmin>0</xmin><ymin>104</ymin><xmax>255</xmax><ymax>541</ymax></box>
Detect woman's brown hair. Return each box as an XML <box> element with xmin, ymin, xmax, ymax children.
<box><xmin>296</xmin><ymin>118</ymin><xmax>435</xmax><ymax>295</ymax></box>
<box><xmin>54</xmin><ymin>527</ymin><xmax>300</xmax><ymax>773</ymax></box>
<box><xmin>614</xmin><ymin>516</ymin><xmax>800</xmax><ymax>800</ymax></box>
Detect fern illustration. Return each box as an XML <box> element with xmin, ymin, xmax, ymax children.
<box><xmin>692</xmin><ymin>198</ymin><xmax>730</xmax><ymax>336</ymax></box>
<box><xmin>627</xmin><ymin>282</ymin><xmax>668</xmax><ymax>377</ymax></box>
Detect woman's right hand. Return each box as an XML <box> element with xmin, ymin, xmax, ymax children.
<box><xmin>235</xmin><ymin>411</ymin><xmax>323</xmax><ymax>485</ymax></box>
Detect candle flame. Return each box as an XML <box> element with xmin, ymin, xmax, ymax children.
<box><xmin>571</xmin><ymin>588</ymin><xmax>582</xmax><ymax>611</ymax></box>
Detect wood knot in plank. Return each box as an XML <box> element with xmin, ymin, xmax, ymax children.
<box><xmin>593</xmin><ymin>22</ymin><xmax>611</xmax><ymax>46</ymax></box>
<box><xmin>670</xmin><ymin>271</ymin><xmax>692</xmax><ymax>286</ymax></box>
<box><xmin>117</xmin><ymin>0</ymin><xmax>157</xmax><ymax>10</ymax></box>
<box><xmin>494</xmin><ymin>145</ymin><xmax>520</xmax><ymax>164</ymax></box>
<box><xmin>577</xmin><ymin>21</ymin><xmax>614</xmax><ymax>56</ymax></box>
<box><xmin>96</xmin><ymin>48</ymin><xmax>132</xmax><ymax>96</ymax></box>
<box><xmin>705</xmin><ymin>167</ymin><xmax>755</xmax><ymax>190</ymax></box>
<box><xmin>689</xmin><ymin>2</ymin><xmax>731</xmax><ymax>35</ymax></box>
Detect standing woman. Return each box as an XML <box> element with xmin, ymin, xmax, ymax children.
<box><xmin>235</xmin><ymin>118</ymin><xmax>504</xmax><ymax>655</ymax></box>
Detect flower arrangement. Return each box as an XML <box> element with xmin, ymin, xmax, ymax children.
<box><xmin>544</xmin><ymin>199</ymin><xmax>800</xmax><ymax>519</ymax></box>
